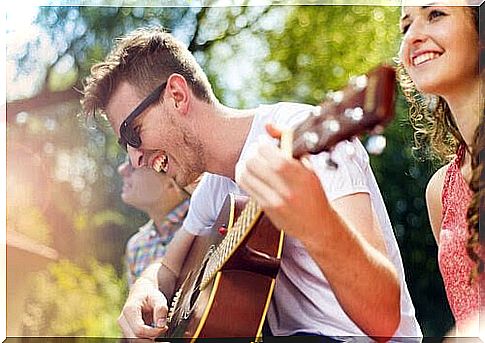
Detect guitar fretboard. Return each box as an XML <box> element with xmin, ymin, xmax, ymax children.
<box><xmin>200</xmin><ymin>198</ymin><xmax>262</xmax><ymax>288</ymax></box>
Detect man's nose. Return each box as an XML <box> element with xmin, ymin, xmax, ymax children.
<box><xmin>127</xmin><ymin>147</ymin><xmax>146</xmax><ymax>168</ymax></box>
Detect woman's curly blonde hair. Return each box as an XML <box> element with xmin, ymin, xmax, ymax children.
<box><xmin>395</xmin><ymin>62</ymin><xmax>465</xmax><ymax>163</ymax></box>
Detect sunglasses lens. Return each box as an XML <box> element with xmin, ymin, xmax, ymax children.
<box><xmin>118</xmin><ymin>137</ymin><xmax>128</xmax><ymax>152</ymax></box>
<box><xmin>127</xmin><ymin>130</ymin><xmax>141</xmax><ymax>148</ymax></box>
<box><xmin>117</xmin><ymin>81</ymin><xmax>166</xmax><ymax>152</ymax></box>
<box><xmin>119</xmin><ymin>124</ymin><xmax>141</xmax><ymax>151</ymax></box>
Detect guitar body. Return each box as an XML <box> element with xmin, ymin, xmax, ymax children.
<box><xmin>165</xmin><ymin>193</ymin><xmax>284</xmax><ymax>341</ymax></box>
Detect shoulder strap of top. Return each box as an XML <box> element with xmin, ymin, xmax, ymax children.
<box><xmin>455</xmin><ymin>144</ymin><xmax>466</xmax><ymax>166</ymax></box>
<box><xmin>441</xmin><ymin>145</ymin><xmax>466</xmax><ymax>209</ymax></box>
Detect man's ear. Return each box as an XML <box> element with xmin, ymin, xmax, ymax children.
<box><xmin>166</xmin><ymin>73</ymin><xmax>190</xmax><ymax>114</ymax></box>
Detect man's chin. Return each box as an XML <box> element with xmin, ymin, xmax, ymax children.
<box><xmin>184</xmin><ymin>175</ymin><xmax>203</xmax><ymax>194</ymax></box>
<box><xmin>174</xmin><ymin>176</ymin><xmax>189</xmax><ymax>188</ymax></box>
<box><xmin>174</xmin><ymin>172</ymin><xmax>202</xmax><ymax>191</ymax></box>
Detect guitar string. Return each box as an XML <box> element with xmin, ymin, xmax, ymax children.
<box><xmin>201</xmin><ymin>199</ymin><xmax>262</xmax><ymax>288</ymax></box>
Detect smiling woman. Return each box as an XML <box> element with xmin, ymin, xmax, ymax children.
<box><xmin>398</xmin><ymin>3</ymin><xmax>479</xmax><ymax>160</ymax></box>
<box><xmin>396</xmin><ymin>0</ymin><xmax>483</xmax><ymax>335</ymax></box>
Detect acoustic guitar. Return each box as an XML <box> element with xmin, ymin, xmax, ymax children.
<box><xmin>163</xmin><ymin>65</ymin><xmax>397</xmax><ymax>342</ymax></box>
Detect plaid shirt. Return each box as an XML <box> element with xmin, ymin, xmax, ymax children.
<box><xmin>125</xmin><ymin>199</ymin><xmax>189</xmax><ymax>288</ymax></box>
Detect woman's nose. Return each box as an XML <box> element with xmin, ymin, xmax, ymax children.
<box><xmin>402</xmin><ymin>21</ymin><xmax>428</xmax><ymax>52</ymax></box>
<box><xmin>117</xmin><ymin>160</ymin><xmax>133</xmax><ymax>177</ymax></box>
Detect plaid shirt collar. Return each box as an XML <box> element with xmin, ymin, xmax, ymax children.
<box><xmin>147</xmin><ymin>199</ymin><xmax>190</xmax><ymax>241</ymax></box>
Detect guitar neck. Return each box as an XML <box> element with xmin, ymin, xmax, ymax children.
<box><xmin>201</xmin><ymin>198</ymin><xmax>263</xmax><ymax>288</ymax></box>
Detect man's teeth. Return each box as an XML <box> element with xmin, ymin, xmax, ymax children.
<box><xmin>413</xmin><ymin>52</ymin><xmax>440</xmax><ymax>66</ymax></box>
<box><xmin>153</xmin><ymin>155</ymin><xmax>168</xmax><ymax>173</ymax></box>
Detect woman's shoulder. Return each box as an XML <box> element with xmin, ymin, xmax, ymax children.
<box><xmin>426</xmin><ymin>162</ymin><xmax>454</xmax><ymax>205</ymax></box>
<box><xmin>427</xmin><ymin>163</ymin><xmax>451</xmax><ymax>193</ymax></box>
<box><xmin>426</xmin><ymin>163</ymin><xmax>451</xmax><ymax>243</ymax></box>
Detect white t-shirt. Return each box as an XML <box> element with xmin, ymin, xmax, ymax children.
<box><xmin>183</xmin><ymin>102</ymin><xmax>422</xmax><ymax>340</ymax></box>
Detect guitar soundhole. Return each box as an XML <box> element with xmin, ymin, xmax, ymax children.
<box><xmin>183</xmin><ymin>245</ymin><xmax>215</xmax><ymax>319</ymax></box>
<box><xmin>190</xmin><ymin>263</ymin><xmax>205</xmax><ymax>308</ymax></box>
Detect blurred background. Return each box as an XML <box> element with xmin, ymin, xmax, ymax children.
<box><xmin>5</xmin><ymin>2</ymin><xmax>453</xmax><ymax>338</ymax></box>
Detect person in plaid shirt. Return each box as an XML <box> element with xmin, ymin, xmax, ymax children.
<box><xmin>118</xmin><ymin>157</ymin><xmax>190</xmax><ymax>288</ymax></box>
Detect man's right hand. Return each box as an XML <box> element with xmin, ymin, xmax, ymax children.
<box><xmin>118</xmin><ymin>276</ymin><xmax>169</xmax><ymax>339</ymax></box>
<box><xmin>119</xmin><ymin>230</ymin><xmax>196</xmax><ymax>339</ymax></box>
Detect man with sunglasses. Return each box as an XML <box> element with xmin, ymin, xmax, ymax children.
<box><xmin>81</xmin><ymin>27</ymin><xmax>421</xmax><ymax>341</ymax></box>
<box><xmin>117</xmin><ymin>157</ymin><xmax>190</xmax><ymax>288</ymax></box>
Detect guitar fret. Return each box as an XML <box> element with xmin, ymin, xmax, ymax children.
<box><xmin>230</xmin><ymin>230</ymin><xmax>237</xmax><ymax>250</ymax></box>
<box><xmin>243</xmin><ymin>213</ymin><xmax>251</xmax><ymax>235</ymax></box>
<box><xmin>241</xmin><ymin>212</ymin><xmax>248</xmax><ymax>230</ymax></box>
<box><xmin>201</xmin><ymin>199</ymin><xmax>263</xmax><ymax>289</ymax></box>
<box><xmin>221</xmin><ymin>243</ymin><xmax>227</xmax><ymax>263</ymax></box>
<box><xmin>244</xmin><ymin>209</ymin><xmax>253</xmax><ymax>231</ymax></box>
<box><xmin>243</xmin><ymin>212</ymin><xmax>250</xmax><ymax>230</ymax></box>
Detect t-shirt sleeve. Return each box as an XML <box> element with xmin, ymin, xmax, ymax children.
<box><xmin>270</xmin><ymin>102</ymin><xmax>317</xmax><ymax>130</ymax></box>
<box><xmin>309</xmin><ymin>138</ymin><xmax>371</xmax><ymax>202</ymax></box>
<box><xmin>182</xmin><ymin>173</ymin><xmax>230</xmax><ymax>235</ymax></box>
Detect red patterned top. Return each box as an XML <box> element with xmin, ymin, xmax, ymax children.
<box><xmin>439</xmin><ymin>146</ymin><xmax>481</xmax><ymax>328</ymax></box>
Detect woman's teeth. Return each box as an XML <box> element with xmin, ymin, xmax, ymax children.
<box><xmin>153</xmin><ymin>155</ymin><xmax>168</xmax><ymax>173</ymax></box>
<box><xmin>413</xmin><ymin>52</ymin><xmax>440</xmax><ymax>66</ymax></box>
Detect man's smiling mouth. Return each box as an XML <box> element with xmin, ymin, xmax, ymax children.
<box><xmin>152</xmin><ymin>154</ymin><xmax>168</xmax><ymax>173</ymax></box>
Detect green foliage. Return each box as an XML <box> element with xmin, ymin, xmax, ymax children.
<box><xmin>21</xmin><ymin>259</ymin><xmax>126</xmax><ymax>337</ymax></box>
<box><xmin>260</xmin><ymin>6</ymin><xmax>401</xmax><ymax>104</ymax></box>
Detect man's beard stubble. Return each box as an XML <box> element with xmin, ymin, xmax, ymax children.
<box><xmin>174</xmin><ymin>124</ymin><xmax>205</xmax><ymax>188</ymax></box>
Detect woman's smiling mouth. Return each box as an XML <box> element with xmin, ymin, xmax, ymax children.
<box><xmin>412</xmin><ymin>52</ymin><xmax>442</xmax><ymax>66</ymax></box>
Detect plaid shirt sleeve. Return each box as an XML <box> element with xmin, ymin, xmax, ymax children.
<box><xmin>125</xmin><ymin>199</ymin><xmax>189</xmax><ymax>289</ymax></box>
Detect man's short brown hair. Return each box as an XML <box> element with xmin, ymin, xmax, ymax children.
<box><xmin>81</xmin><ymin>26</ymin><xmax>215</xmax><ymax>118</ymax></box>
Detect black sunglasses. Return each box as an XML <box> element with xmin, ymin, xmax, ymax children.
<box><xmin>118</xmin><ymin>82</ymin><xmax>167</xmax><ymax>151</ymax></box>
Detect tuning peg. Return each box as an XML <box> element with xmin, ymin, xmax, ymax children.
<box><xmin>322</xmin><ymin>119</ymin><xmax>341</xmax><ymax>133</ymax></box>
<box><xmin>365</xmin><ymin>134</ymin><xmax>387</xmax><ymax>155</ymax></box>
<box><xmin>349</xmin><ymin>74</ymin><xmax>368</xmax><ymax>91</ymax></box>
<box><xmin>311</xmin><ymin>105</ymin><xmax>322</xmax><ymax>117</ymax></box>
<box><xmin>343</xmin><ymin>107</ymin><xmax>364</xmax><ymax>121</ymax></box>
<box><xmin>303</xmin><ymin>131</ymin><xmax>319</xmax><ymax>151</ymax></box>
<box><xmin>326</xmin><ymin>90</ymin><xmax>344</xmax><ymax>104</ymax></box>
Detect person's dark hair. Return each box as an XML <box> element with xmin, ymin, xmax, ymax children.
<box><xmin>466</xmin><ymin>114</ymin><xmax>484</xmax><ymax>283</ymax></box>
<box><xmin>465</xmin><ymin>4</ymin><xmax>484</xmax><ymax>284</ymax></box>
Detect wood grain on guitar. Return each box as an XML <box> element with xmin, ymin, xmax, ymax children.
<box><xmin>162</xmin><ymin>64</ymin><xmax>396</xmax><ymax>342</ymax></box>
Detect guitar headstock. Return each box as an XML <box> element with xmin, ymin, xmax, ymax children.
<box><xmin>291</xmin><ymin>65</ymin><xmax>396</xmax><ymax>159</ymax></box>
